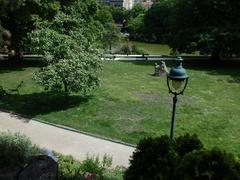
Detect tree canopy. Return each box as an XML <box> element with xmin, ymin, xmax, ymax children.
<box><xmin>30</xmin><ymin>0</ymin><xmax>104</xmax><ymax>96</ymax></box>
<box><xmin>0</xmin><ymin>0</ymin><xmax>66</xmax><ymax>51</ymax></box>
<box><xmin>113</xmin><ymin>0</ymin><xmax>240</xmax><ymax>59</ymax></box>
<box><xmin>169</xmin><ymin>0</ymin><xmax>240</xmax><ymax>58</ymax></box>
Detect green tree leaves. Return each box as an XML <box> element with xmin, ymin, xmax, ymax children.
<box><xmin>30</xmin><ymin>1</ymin><xmax>103</xmax><ymax>96</ymax></box>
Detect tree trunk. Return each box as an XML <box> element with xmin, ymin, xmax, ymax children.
<box><xmin>109</xmin><ymin>44</ymin><xmax>112</xmax><ymax>54</ymax></box>
<box><xmin>211</xmin><ymin>47</ymin><xmax>220</xmax><ymax>61</ymax></box>
<box><xmin>63</xmin><ymin>81</ymin><xmax>69</xmax><ymax>101</ymax></box>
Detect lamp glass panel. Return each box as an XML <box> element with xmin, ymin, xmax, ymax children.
<box><xmin>172</xmin><ymin>80</ymin><xmax>184</xmax><ymax>91</ymax></box>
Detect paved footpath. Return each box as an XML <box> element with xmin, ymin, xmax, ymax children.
<box><xmin>0</xmin><ymin>111</ymin><xmax>135</xmax><ymax>167</ymax></box>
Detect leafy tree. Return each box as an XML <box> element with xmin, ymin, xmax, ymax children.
<box><xmin>110</xmin><ymin>6</ymin><xmax>127</xmax><ymax>24</ymax></box>
<box><xmin>127</xmin><ymin>14</ymin><xmax>145</xmax><ymax>40</ymax></box>
<box><xmin>30</xmin><ymin>5</ymin><xmax>103</xmax><ymax>96</ymax></box>
<box><xmin>168</xmin><ymin>0</ymin><xmax>240</xmax><ymax>59</ymax></box>
<box><xmin>0</xmin><ymin>0</ymin><xmax>63</xmax><ymax>51</ymax></box>
<box><xmin>95</xmin><ymin>4</ymin><xmax>114</xmax><ymax>25</ymax></box>
<box><xmin>102</xmin><ymin>22</ymin><xmax>121</xmax><ymax>53</ymax></box>
<box><xmin>144</xmin><ymin>0</ymin><xmax>175</xmax><ymax>42</ymax></box>
<box><xmin>95</xmin><ymin>4</ymin><xmax>121</xmax><ymax>53</ymax></box>
<box><xmin>127</xmin><ymin>3</ymin><xmax>146</xmax><ymax>21</ymax></box>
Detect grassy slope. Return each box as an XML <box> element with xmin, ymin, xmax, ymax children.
<box><xmin>0</xmin><ymin>60</ymin><xmax>239</xmax><ymax>155</ymax></box>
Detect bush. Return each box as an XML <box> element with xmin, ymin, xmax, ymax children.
<box><xmin>177</xmin><ymin>148</ymin><xmax>240</xmax><ymax>180</ymax></box>
<box><xmin>174</xmin><ymin>133</ymin><xmax>203</xmax><ymax>158</ymax></box>
<box><xmin>58</xmin><ymin>154</ymin><xmax>82</xmax><ymax>179</ymax></box>
<box><xmin>125</xmin><ymin>134</ymin><xmax>240</xmax><ymax>180</ymax></box>
<box><xmin>125</xmin><ymin>135</ymin><xmax>178</xmax><ymax>180</ymax></box>
<box><xmin>117</xmin><ymin>42</ymin><xmax>146</xmax><ymax>55</ymax></box>
<box><xmin>0</xmin><ymin>131</ymin><xmax>39</xmax><ymax>168</ymax></box>
<box><xmin>58</xmin><ymin>154</ymin><xmax>123</xmax><ymax>179</ymax></box>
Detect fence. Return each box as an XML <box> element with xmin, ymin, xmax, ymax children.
<box><xmin>104</xmin><ymin>54</ymin><xmax>210</xmax><ymax>61</ymax></box>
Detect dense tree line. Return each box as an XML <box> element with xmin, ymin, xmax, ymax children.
<box><xmin>112</xmin><ymin>0</ymin><xmax>240</xmax><ymax>59</ymax></box>
<box><xmin>0</xmin><ymin>0</ymin><xmax>119</xmax><ymax>53</ymax></box>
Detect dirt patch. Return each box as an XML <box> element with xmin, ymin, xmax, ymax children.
<box><xmin>134</xmin><ymin>92</ymin><xmax>169</xmax><ymax>104</ymax></box>
<box><xmin>127</xmin><ymin>114</ymin><xmax>143</xmax><ymax>122</ymax></box>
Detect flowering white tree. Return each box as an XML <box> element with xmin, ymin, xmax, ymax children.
<box><xmin>30</xmin><ymin>8</ymin><xmax>103</xmax><ymax>96</ymax></box>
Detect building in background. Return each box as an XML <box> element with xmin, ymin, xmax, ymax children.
<box><xmin>123</xmin><ymin>0</ymin><xmax>134</xmax><ymax>10</ymax></box>
<box><xmin>142</xmin><ymin>0</ymin><xmax>153</xmax><ymax>9</ymax></box>
<box><xmin>134</xmin><ymin>0</ymin><xmax>142</xmax><ymax>3</ymax></box>
<box><xmin>97</xmin><ymin>0</ymin><xmax>110</xmax><ymax>5</ymax></box>
<box><xmin>97</xmin><ymin>0</ymin><xmax>123</xmax><ymax>7</ymax></box>
<box><xmin>97</xmin><ymin>0</ymin><xmax>152</xmax><ymax>9</ymax></box>
<box><xmin>111</xmin><ymin>0</ymin><xmax>124</xmax><ymax>7</ymax></box>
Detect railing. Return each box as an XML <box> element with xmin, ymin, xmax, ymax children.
<box><xmin>0</xmin><ymin>53</ymin><xmax>43</xmax><ymax>60</ymax></box>
<box><xmin>104</xmin><ymin>54</ymin><xmax>209</xmax><ymax>61</ymax></box>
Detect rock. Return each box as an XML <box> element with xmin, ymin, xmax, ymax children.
<box><xmin>18</xmin><ymin>155</ymin><xmax>58</xmax><ymax>180</ymax></box>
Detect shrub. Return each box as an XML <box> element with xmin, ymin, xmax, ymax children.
<box><xmin>177</xmin><ymin>148</ymin><xmax>240</xmax><ymax>180</ymax></box>
<box><xmin>58</xmin><ymin>154</ymin><xmax>121</xmax><ymax>180</ymax></box>
<box><xmin>0</xmin><ymin>131</ymin><xmax>39</xmax><ymax>168</ymax></box>
<box><xmin>125</xmin><ymin>135</ymin><xmax>178</xmax><ymax>180</ymax></box>
<box><xmin>131</xmin><ymin>45</ymin><xmax>146</xmax><ymax>55</ymax></box>
<box><xmin>125</xmin><ymin>134</ymin><xmax>240</xmax><ymax>180</ymax></box>
<box><xmin>81</xmin><ymin>154</ymin><xmax>112</xmax><ymax>177</ymax></box>
<box><xmin>58</xmin><ymin>154</ymin><xmax>82</xmax><ymax>179</ymax></box>
<box><xmin>117</xmin><ymin>42</ymin><xmax>146</xmax><ymax>55</ymax></box>
<box><xmin>174</xmin><ymin>133</ymin><xmax>203</xmax><ymax>158</ymax></box>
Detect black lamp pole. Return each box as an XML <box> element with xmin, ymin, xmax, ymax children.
<box><xmin>167</xmin><ymin>57</ymin><xmax>189</xmax><ymax>142</ymax></box>
<box><xmin>170</xmin><ymin>94</ymin><xmax>177</xmax><ymax>141</ymax></box>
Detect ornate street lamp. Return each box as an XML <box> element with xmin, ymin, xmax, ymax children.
<box><xmin>167</xmin><ymin>57</ymin><xmax>189</xmax><ymax>141</ymax></box>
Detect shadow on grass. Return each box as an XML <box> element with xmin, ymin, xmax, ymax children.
<box><xmin>184</xmin><ymin>59</ymin><xmax>240</xmax><ymax>83</ymax></box>
<box><xmin>120</xmin><ymin>57</ymin><xmax>240</xmax><ymax>83</ymax></box>
<box><xmin>0</xmin><ymin>92</ymin><xmax>89</xmax><ymax>118</ymax></box>
<box><xmin>0</xmin><ymin>59</ymin><xmax>45</xmax><ymax>74</ymax></box>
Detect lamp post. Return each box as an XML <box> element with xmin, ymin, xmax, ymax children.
<box><xmin>167</xmin><ymin>57</ymin><xmax>189</xmax><ymax>142</ymax></box>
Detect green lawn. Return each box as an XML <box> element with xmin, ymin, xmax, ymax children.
<box><xmin>0</xmin><ymin>59</ymin><xmax>240</xmax><ymax>155</ymax></box>
<box><xmin>131</xmin><ymin>41</ymin><xmax>200</xmax><ymax>56</ymax></box>
<box><xmin>131</xmin><ymin>41</ymin><xmax>171</xmax><ymax>55</ymax></box>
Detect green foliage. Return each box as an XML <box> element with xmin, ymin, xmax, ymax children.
<box><xmin>58</xmin><ymin>154</ymin><xmax>122</xmax><ymax>180</ymax></box>
<box><xmin>30</xmin><ymin>5</ymin><xmax>103</xmax><ymax>95</ymax></box>
<box><xmin>81</xmin><ymin>154</ymin><xmax>112</xmax><ymax>177</ymax></box>
<box><xmin>125</xmin><ymin>135</ymin><xmax>178</xmax><ymax>180</ymax></box>
<box><xmin>95</xmin><ymin>4</ymin><xmax>114</xmax><ymax>25</ymax></box>
<box><xmin>177</xmin><ymin>148</ymin><xmax>240</xmax><ymax>180</ymax></box>
<box><xmin>127</xmin><ymin>3</ymin><xmax>146</xmax><ymax>21</ymax></box>
<box><xmin>110</xmin><ymin>6</ymin><xmax>127</xmax><ymax>24</ymax></box>
<box><xmin>168</xmin><ymin>0</ymin><xmax>240</xmax><ymax>58</ymax></box>
<box><xmin>0</xmin><ymin>131</ymin><xmax>39</xmax><ymax>168</ymax></box>
<box><xmin>58</xmin><ymin>155</ymin><xmax>82</xmax><ymax>179</ymax></box>
<box><xmin>127</xmin><ymin>14</ymin><xmax>145</xmax><ymax>40</ymax></box>
<box><xmin>117</xmin><ymin>41</ymin><xmax>146</xmax><ymax>55</ymax></box>
<box><xmin>0</xmin><ymin>0</ymin><xmax>105</xmax><ymax>52</ymax></box>
<box><xmin>144</xmin><ymin>0</ymin><xmax>175</xmax><ymax>42</ymax></box>
<box><xmin>102</xmin><ymin>22</ymin><xmax>121</xmax><ymax>53</ymax></box>
<box><xmin>0</xmin><ymin>0</ymin><xmax>64</xmax><ymax>51</ymax></box>
<box><xmin>174</xmin><ymin>133</ymin><xmax>203</xmax><ymax>157</ymax></box>
<box><xmin>125</xmin><ymin>134</ymin><xmax>240</xmax><ymax>180</ymax></box>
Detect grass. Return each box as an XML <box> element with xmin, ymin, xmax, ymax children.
<box><xmin>0</xmin><ymin>59</ymin><xmax>240</xmax><ymax>155</ymax></box>
<box><xmin>131</xmin><ymin>41</ymin><xmax>171</xmax><ymax>55</ymax></box>
<box><xmin>131</xmin><ymin>41</ymin><xmax>200</xmax><ymax>56</ymax></box>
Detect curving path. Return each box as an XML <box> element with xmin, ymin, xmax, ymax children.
<box><xmin>0</xmin><ymin>111</ymin><xmax>135</xmax><ymax>167</ymax></box>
